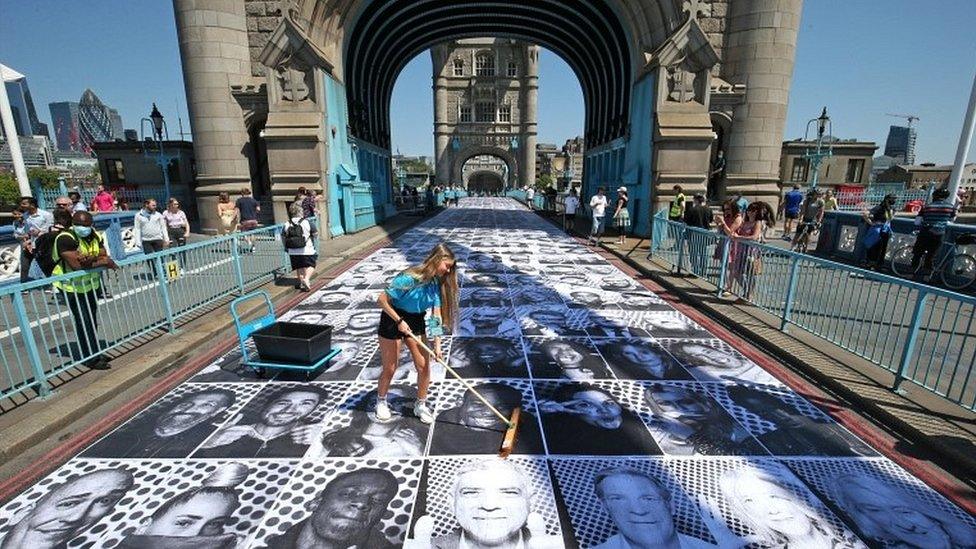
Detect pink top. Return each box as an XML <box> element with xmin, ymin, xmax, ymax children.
<box><xmin>92</xmin><ymin>192</ymin><xmax>115</xmax><ymax>212</ymax></box>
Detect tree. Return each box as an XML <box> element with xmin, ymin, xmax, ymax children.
<box><xmin>535</xmin><ymin>174</ymin><xmax>554</xmax><ymax>190</ymax></box>
<box><xmin>402</xmin><ymin>158</ymin><xmax>433</xmax><ymax>174</ymax></box>
<box><xmin>26</xmin><ymin>167</ymin><xmax>61</xmax><ymax>189</ymax></box>
<box><xmin>0</xmin><ymin>172</ymin><xmax>21</xmax><ymax>206</ymax></box>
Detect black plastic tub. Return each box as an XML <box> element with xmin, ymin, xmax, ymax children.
<box><xmin>251</xmin><ymin>322</ymin><xmax>333</xmax><ymax>365</ymax></box>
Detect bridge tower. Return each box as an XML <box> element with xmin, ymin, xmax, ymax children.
<box><xmin>432</xmin><ymin>38</ymin><xmax>538</xmax><ymax>190</ymax></box>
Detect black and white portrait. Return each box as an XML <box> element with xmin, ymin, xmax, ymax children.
<box><xmin>0</xmin><ymin>467</ymin><xmax>135</xmax><ymax>549</ymax></box>
<box><xmin>660</xmin><ymin>339</ymin><xmax>779</xmax><ymax>384</ymax></box>
<box><xmin>280</xmin><ymin>309</ymin><xmax>329</xmax><ymax>326</ymax></box>
<box><xmin>456</xmin><ymin>307</ymin><xmax>521</xmax><ymax>337</ymax></box>
<box><xmin>519</xmin><ymin>305</ymin><xmax>588</xmax><ymax>337</ymax></box>
<box><xmin>82</xmin><ymin>385</ymin><xmax>256</xmax><ymax>458</ymax></box>
<box><xmin>460</xmin><ymin>287</ymin><xmax>509</xmax><ymax>308</ymax></box>
<box><xmin>711</xmin><ymin>464</ymin><xmax>865</xmax><ymax>548</ymax></box>
<box><xmin>511</xmin><ymin>286</ymin><xmax>563</xmax><ymax>308</ymax></box>
<box><xmin>535</xmin><ymin>382</ymin><xmax>659</xmax><ymax>455</ymax></box>
<box><xmin>788</xmin><ymin>460</ymin><xmax>976</xmax><ymax>549</ymax></box>
<box><xmin>465</xmin><ymin>272</ymin><xmax>505</xmax><ymax>287</ymax></box>
<box><xmin>193</xmin><ymin>384</ymin><xmax>335</xmax><ymax>458</ymax></box>
<box><xmin>332</xmin><ymin>309</ymin><xmax>383</xmax><ymax>338</ymax></box>
<box><xmin>258</xmin><ymin>465</ymin><xmax>410</xmax><ymax>548</ymax></box>
<box><xmin>448</xmin><ymin>337</ymin><xmax>528</xmax><ymax>378</ymax></box>
<box><xmin>465</xmin><ymin>252</ymin><xmax>507</xmax><ymax>272</ymax></box>
<box><xmin>562</xmin><ymin>288</ymin><xmax>616</xmax><ymax>310</ymax></box>
<box><xmin>315</xmin><ymin>385</ymin><xmax>430</xmax><ymax>458</ymax></box>
<box><xmin>716</xmin><ymin>384</ymin><xmax>874</xmax><ymax>456</ymax></box>
<box><xmin>406</xmin><ymin>458</ymin><xmax>564</xmax><ymax>548</ymax></box>
<box><xmin>190</xmin><ymin>346</ymin><xmax>263</xmax><ymax>383</ymax></box>
<box><xmin>599</xmin><ymin>276</ymin><xmax>640</xmax><ymax>293</ymax></box>
<box><xmin>114</xmin><ymin>462</ymin><xmax>252</xmax><ymax>548</ymax></box>
<box><xmin>616</xmin><ymin>291</ymin><xmax>670</xmax><ymax>311</ymax></box>
<box><xmin>524</xmin><ymin>337</ymin><xmax>613</xmax><ymax>380</ymax></box>
<box><xmin>429</xmin><ymin>381</ymin><xmax>544</xmax><ymax>455</ymax></box>
<box><xmin>307</xmin><ymin>289</ymin><xmax>356</xmax><ymax>310</ymax></box>
<box><xmin>593</xmin><ymin>337</ymin><xmax>691</xmax><ymax>380</ymax></box>
<box><xmin>585</xmin><ymin>311</ymin><xmax>650</xmax><ymax>339</ymax></box>
<box><xmin>639</xmin><ymin>311</ymin><xmax>713</xmax><ymax>339</ymax></box>
<box><xmin>642</xmin><ymin>382</ymin><xmax>765</xmax><ymax>456</ymax></box>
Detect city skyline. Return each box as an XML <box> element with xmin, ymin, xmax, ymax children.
<box><xmin>1</xmin><ymin>0</ymin><xmax>975</xmax><ymax>164</ymax></box>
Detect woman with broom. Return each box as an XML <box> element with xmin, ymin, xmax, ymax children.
<box><xmin>374</xmin><ymin>243</ymin><xmax>459</xmax><ymax>424</ymax></box>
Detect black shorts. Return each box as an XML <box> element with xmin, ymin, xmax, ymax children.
<box><xmin>565</xmin><ymin>213</ymin><xmax>576</xmax><ymax>221</ymax></box>
<box><xmin>377</xmin><ymin>307</ymin><xmax>426</xmax><ymax>340</ymax></box>
<box><xmin>785</xmin><ymin>211</ymin><xmax>799</xmax><ymax>220</ymax></box>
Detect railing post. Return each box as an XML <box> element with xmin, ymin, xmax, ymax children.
<box><xmin>780</xmin><ymin>255</ymin><xmax>801</xmax><ymax>331</ymax></box>
<box><xmin>675</xmin><ymin>226</ymin><xmax>687</xmax><ymax>274</ymax></box>
<box><xmin>231</xmin><ymin>235</ymin><xmax>246</xmax><ymax>294</ymax></box>
<box><xmin>153</xmin><ymin>256</ymin><xmax>176</xmax><ymax>332</ymax></box>
<box><xmin>716</xmin><ymin>238</ymin><xmax>731</xmax><ymax>297</ymax></box>
<box><xmin>894</xmin><ymin>290</ymin><xmax>929</xmax><ymax>392</ymax></box>
<box><xmin>12</xmin><ymin>292</ymin><xmax>50</xmax><ymax>396</ymax></box>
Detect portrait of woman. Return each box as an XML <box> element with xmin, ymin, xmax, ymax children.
<box><xmin>537</xmin><ymin>383</ymin><xmax>659</xmax><ymax>455</ymax></box>
<box><xmin>717</xmin><ymin>467</ymin><xmax>863</xmax><ymax>548</ymax></box>
<box><xmin>595</xmin><ymin>338</ymin><xmax>691</xmax><ymax>380</ymax></box>
<box><xmin>526</xmin><ymin>338</ymin><xmax>612</xmax><ymax>380</ymax></box>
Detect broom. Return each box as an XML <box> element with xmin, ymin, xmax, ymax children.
<box><xmin>406</xmin><ymin>332</ymin><xmax>521</xmax><ymax>457</ymax></box>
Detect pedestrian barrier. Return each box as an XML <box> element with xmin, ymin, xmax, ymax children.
<box><xmin>0</xmin><ymin>219</ymin><xmax>313</xmax><ymax>402</ymax></box>
<box><xmin>651</xmin><ymin>215</ymin><xmax>976</xmax><ymax>412</ymax></box>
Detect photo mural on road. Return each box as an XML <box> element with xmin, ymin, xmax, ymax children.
<box><xmin>1</xmin><ymin>198</ymin><xmax>974</xmax><ymax>548</ymax></box>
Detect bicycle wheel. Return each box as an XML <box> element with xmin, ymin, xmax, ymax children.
<box><xmin>890</xmin><ymin>246</ymin><xmax>917</xmax><ymax>278</ymax></box>
<box><xmin>941</xmin><ymin>253</ymin><xmax>976</xmax><ymax>290</ymax></box>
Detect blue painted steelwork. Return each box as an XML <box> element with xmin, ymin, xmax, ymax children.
<box><xmin>651</xmin><ymin>215</ymin><xmax>976</xmax><ymax>412</ymax></box>
<box><xmin>324</xmin><ymin>74</ymin><xmax>352</xmax><ymax>237</ymax></box>
<box><xmin>0</xmin><ymin>218</ymin><xmax>313</xmax><ymax>402</ymax></box>
<box><xmin>582</xmin><ymin>73</ymin><xmax>655</xmax><ymax>236</ymax></box>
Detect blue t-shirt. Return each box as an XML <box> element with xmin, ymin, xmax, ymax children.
<box><xmin>385</xmin><ymin>272</ymin><xmax>441</xmax><ymax>313</ymax></box>
<box><xmin>235</xmin><ymin>196</ymin><xmax>260</xmax><ymax>221</ymax></box>
<box><xmin>784</xmin><ymin>190</ymin><xmax>804</xmax><ymax>214</ymax></box>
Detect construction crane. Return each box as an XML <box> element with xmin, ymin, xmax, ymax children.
<box><xmin>886</xmin><ymin>113</ymin><xmax>920</xmax><ymax>127</ymax></box>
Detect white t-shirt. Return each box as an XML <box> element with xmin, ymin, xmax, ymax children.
<box><xmin>564</xmin><ymin>195</ymin><xmax>580</xmax><ymax>215</ymax></box>
<box><xmin>286</xmin><ymin>217</ymin><xmax>316</xmax><ymax>255</ymax></box>
<box><xmin>526</xmin><ymin>188</ymin><xmax>535</xmax><ymax>200</ymax></box>
<box><xmin>590</xmin><ymin>194</ymin><xmax>608</xmax><ymax>216</ymax></box>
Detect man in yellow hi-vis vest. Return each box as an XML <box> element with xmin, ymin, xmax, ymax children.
<box><xmin>53</xmin><ymin>211</ymin><xmax>118</xmax><ymax>370</ymax></box>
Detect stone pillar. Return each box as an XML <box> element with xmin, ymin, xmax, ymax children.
<box><xmin>433</xmin><ymin>75</ymin><xmax>452</xmax><ymax>185</ymax></box>
<box><xmin>721</xmin><ymin>0</ymin><xmax>803</xmax><ymax>205</ymax></box>
<box><xmin>521</xmin><ymin>45</ymin><xmax>540</xmax><ymax>187</ymax></box>
<box><xmin>173</xmin><ymin>0</ymin><xmax>254</xmax><ymax>233</ymax></box>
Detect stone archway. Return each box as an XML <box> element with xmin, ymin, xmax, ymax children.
<box><xmin>451</xmin><ymin>145</ymin><xmax>517</xmax><ymax>189</ymax></box>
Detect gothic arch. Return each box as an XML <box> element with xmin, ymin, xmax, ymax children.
<box><xmin>451</xmin><ymin>145</ymin><xmax>518</xmax><ymax>188</ymax></box>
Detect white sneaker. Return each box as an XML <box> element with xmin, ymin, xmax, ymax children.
<box><xmin>414</xmin><ymin>400</ymin><xmax>434</xmax><ymax>424</ymax></box>
<box><xmin>375</xmin><ymin>399</ymin><xmax>392</xmax><ymax>422</ymax></box>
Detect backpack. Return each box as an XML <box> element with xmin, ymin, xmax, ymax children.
<box><xmin>33</xmin><ymin>230</ymin><xmax>66</xmax><ymax>277</ymax></box>
<box><xmin>283</xmin><ymin>219</ymin><xmax>307</xmax><ymax>249</ymax></box>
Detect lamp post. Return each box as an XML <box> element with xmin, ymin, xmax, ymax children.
<box><xmin>140</xmin><ymin>103</ymin><xmax>178</xmax><ymax>203</ymax></box>
<box><xmin>803</xmin><ymin>107</ymin><xmax>833</xmax><ymax>189</ymax></box>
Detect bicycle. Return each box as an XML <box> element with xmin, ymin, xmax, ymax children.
<box><xmin>790</xmin><ymin>221</ymin><xmax>819</xmax><ymax>254</ymax></box>
<box><xmin>890</xmin><ymin>232</ymin><xmax>976</xmax><ymax>290</ymax></box>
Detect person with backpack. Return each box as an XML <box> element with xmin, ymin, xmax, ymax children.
<box><xmin>284</xmin><ymin>202</ymin><xmax>317</xmax><ymax>292</ymax></box>
<box><xmin>31</xmin><ymin>208</ymin><xmax>73</xmax><ymax>279</ymax></box>
<box><xmin>52</xmin><ymin>211</ymin><xmax>118</xmax><ymax>370</ymax></box>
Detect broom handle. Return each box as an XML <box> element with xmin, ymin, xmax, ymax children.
<box><xmin>407</xmin><ymin>333</ymin><xmax>512</xmax><ymax>425</ymax></box>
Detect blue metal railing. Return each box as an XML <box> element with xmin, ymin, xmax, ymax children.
<box><xmin>650</xmin><ymin>215</ymin><xmax>976</xmax><ymax>412</ymax></box>
<box><xmin>35</xmin><ymin>183</ymin><xmax>188</xmax><ymax>212</ymax></box>
<box><xmin>0</xmin><ymin>219</ymin><xmax>312</xmax><ymax>402</ymax></box>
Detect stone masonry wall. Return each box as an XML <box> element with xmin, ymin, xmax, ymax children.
<box><xmin>245</xmin><ymin>0</ymin><xmax>283</xmax><ymax>77</ymax></box>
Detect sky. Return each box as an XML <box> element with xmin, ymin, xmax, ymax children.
<box><xmin>1</xmin><ymin>0</ymin><xmax>975</xmax><ymax>163</ymax></box>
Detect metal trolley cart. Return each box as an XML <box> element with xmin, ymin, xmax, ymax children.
<box><xmin>230</xmin><ymin>291</ymin><xmax>340</xmax><ymax>380</ymax></box>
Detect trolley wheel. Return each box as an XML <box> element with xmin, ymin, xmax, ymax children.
<box><xmin>941</xmin><ymin>254</ymin><xmax>976</xmax><ymax>291</ymax></box>
<box><xmin>890</xmin><ymin>246</ymin><xmax>917</xmax><ymax>278</ymax></box>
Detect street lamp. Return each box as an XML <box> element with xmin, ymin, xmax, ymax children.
<box><xmin>150</xmin><ymin>103</ymin><xmax>164</xmax><ymax>141</ymax></box>
<box><xmin>803</xmin><ymin>107</ymin><xmax>833</xmax><ymax>189</ymax></box>
<box><xmin>141</xmin><ymin>104</ymin><xmax>177</xmax><ymax>203</ymax></box>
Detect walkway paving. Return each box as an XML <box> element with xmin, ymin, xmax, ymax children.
<box><xmin>0</xmin><ymin>198</ymin><xmax>973</xmax><ymax>549</ymax></box>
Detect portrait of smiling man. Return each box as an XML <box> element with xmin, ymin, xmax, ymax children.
<box><xmin>267</xmin><ymin>468</ymin><xmax>399</xmax><ymax>548</ymax></box>
<box><xmin>407</xmin><ymin>460</ymin><xmax>562</xmax><ymax>549</ymax></box>
<box><xmin>0</xmin><ymin>468</ymin><xmax>134</xmax><ymax>549</ymax></box>
<box><xmin>590</xmin><ymin>466</ymin><xmax>690</xmax><ymax>549</ymax></box>
<box><xmin>194</xmin><ymin>385</ymin><xmax>330</xmax><ymax>458</ymax></box>
<box><xmin>82</xmin><ymin>388</ymin><xmax>236</xmax><ymax>458</ymax></box>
